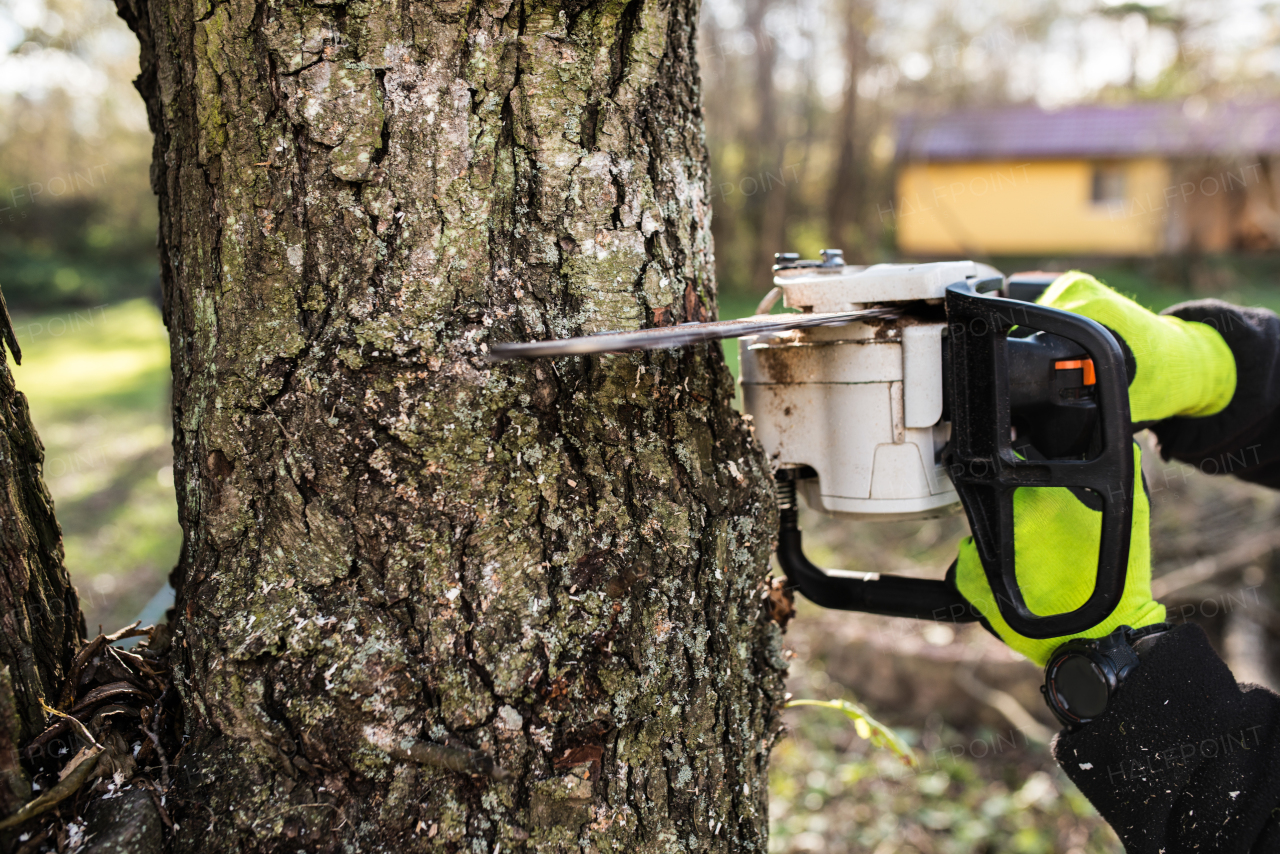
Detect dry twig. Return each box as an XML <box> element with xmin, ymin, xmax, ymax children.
<box><xmin>953</xmin><ymin>666</ymin><xmax>1054</xmax><ymax>745</ymax></box>
<box><xmin>143</xmin><ymin>686</ymin><xmax>171</xmax><ymax>790</ymax></box>
<box><xmin>134</xmin><ymin>777</ymin><xmax>175</xmax><ymax>828</ymax></box>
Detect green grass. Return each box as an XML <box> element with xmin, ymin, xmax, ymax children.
<box><xmin>8</xmin><ymin>299</ymin><xmax>179</xmax><ymax>632</ymax></box>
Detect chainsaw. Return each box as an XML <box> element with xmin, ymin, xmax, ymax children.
<box><xmin>490</xmin><ymin>252</ymin><xmax>1134</xmax><ymax>640</ymax></box>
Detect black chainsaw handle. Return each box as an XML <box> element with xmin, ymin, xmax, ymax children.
<box><xmin>773</xmin><ymin>473</ymin><xmax>979</xmax><ymax>624</ymax></box>
<box><xmin>943</xmin><ymin>282</ymin><xmax>1134</xmax><ymax>640</ymax></box>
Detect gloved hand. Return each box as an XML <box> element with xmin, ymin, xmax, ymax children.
<box><xmin>951</xmin><ymin>445</ymin><xmax>1167</xmax><ymax>666</ymax></box>
<box><xmin>950</xmin><ymin>273</ymin><xmax>1238</xmax><ymax>665</ymax></box>
<box><xmin>1036</xmin><ymin>271</ymin><xmax>1236</xmax><ymax>421</ymax></box>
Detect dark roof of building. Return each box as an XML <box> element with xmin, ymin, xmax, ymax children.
<box><xmin>898</xmin><ymin>100</ymin><xmax>1280</xmax><ymax>161</ymax></box>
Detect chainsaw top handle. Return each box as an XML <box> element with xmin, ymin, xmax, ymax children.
<box><xmin>943</xmin><ymin>281</ymin><xmax>1134</xmax><ymax>639</ymax></box>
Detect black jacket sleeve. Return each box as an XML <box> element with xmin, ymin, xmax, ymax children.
<box><xmin>1054</xmin><ymin>300</ymin><xmax>1280</xmax><ymax>852</ymax></box>
<box><xmin>1149</xmin><ymin>300</ymin><xmax>1280</xmax><ymax>487</ymax></box>
<box><xmin>1053</xmin><ymin>624</ymin><xmax>1280</xmax><ymax>854</ymax></box>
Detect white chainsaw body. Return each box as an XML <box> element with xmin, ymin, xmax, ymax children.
<box><xmin>740</xmin><ymin>261</ymin><xmax>986</xmax><ymax>521</ymax></box>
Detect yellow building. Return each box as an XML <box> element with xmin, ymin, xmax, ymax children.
<box><xmin>893</xmin><ymin>102</ymin><xmax>1280</xmax><ymax>256</ymax></box>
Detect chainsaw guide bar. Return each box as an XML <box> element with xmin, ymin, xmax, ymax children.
<box><xmin>486</xmin><ymin>307</ymin><xmax>899</xmax><ymax>360</ymax></box>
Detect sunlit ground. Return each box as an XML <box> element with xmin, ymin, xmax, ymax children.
<box><xmin>8</xmin><ymin>298</ymin><xmax>179</xmax><ymax>632</ymax></box>
<box><xmin>769</xmin><ymin>677</ymin><xmax>1122</xmax><ymax>854</ymax></box>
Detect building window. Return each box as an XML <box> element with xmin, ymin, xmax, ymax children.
<box><xmin>1091</xmin><ymin>164</ymin><xmax>1126</xmax><ymax>205</ymax></box>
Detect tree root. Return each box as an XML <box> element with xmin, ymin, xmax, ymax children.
<box><xmin>0</xmin><ymin>746</ymin><xmax>102</xmax><ymax>830</ymax></box>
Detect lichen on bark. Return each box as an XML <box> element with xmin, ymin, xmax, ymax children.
<box><xmin>113</xmin><ymin>0</ymin><xmax>789</xmax><ymax>849</ymax></box>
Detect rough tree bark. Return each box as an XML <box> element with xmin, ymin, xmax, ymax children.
<box><xmin>112</xmin><ymin>0</ymin><xmax>788</xmax><ymax>850</ymax></box>
<box><xmin>0</xmin><ymin>317</ymin><xmax>83</xmax><ymax>818</ymax></box>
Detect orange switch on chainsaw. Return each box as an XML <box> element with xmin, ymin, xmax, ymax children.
<box><xmin>1054</xmin><ymin>358</ymin><xmax>1096</xmax><ymax>385</ymax></box>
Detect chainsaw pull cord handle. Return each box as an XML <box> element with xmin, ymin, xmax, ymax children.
<box><xmin>943</xmin><ymin>282</ymin><xmax>1134</xmax><ymax>639</ymax></box>
<box><xmin>774</xmin><ymin>472</ymin><xmax>979</xmax><ymax>624</ymax></box>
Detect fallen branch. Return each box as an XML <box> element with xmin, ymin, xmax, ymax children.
<box><xmin>1224</xmin><ymin>602</ymin><xmax>1278</xmax><ymax>691</ymax></box>
<box><xmin>104</xmin><ymin>621</ymin><xmax>150</xmax><ymax>643</ymax></box>
<box><xmin>1151</xmin><ymin>530</ymin><xmax>1280</xmax><ymax>600</ymax></box>
<box><xmin>786</xmin><ymin>698</ymin><xmax>917</xmax><ymax>765</ymax></box>
<box><xmin>953</xmin><ymin>666</ymin><xmax>1054</xmax><ymax>745</ymax></box>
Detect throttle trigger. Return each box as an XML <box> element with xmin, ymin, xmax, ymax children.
<box><xmin>1054</xmin><ymin>358</ymin><xmax>1096</xmax><ymax>385</ymax></box>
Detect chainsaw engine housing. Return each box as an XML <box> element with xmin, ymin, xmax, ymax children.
<box><xmin>741</xmin><ymin>261</ymin><xmax>995</xmax><ymax>521</ymax></box>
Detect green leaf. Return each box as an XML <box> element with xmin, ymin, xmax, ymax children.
<box><xmin>786</xmin><ymin>698</ymin><xmax>917</xmax><ymax>766</ymax></box>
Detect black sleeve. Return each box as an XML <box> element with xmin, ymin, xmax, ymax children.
<box><xmin>1054</xmin><ymin>623</ymin><xmax>1280</xmax><ymax>854</ymax></box>
<box><xmin>1149</xmin><ymin>300</ymin><xmax>1280</xmax><ymax>487</ymax></box>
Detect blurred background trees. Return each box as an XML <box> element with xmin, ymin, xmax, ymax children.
<box><xmin>1</xmin><ymin>0</ymin><xmax>175</xmax><ymax>640</ymax></box>
<box><xmin>6</xmin><ymin>0</ymin><xmax>1280</xmax><ymax>310</ymax></box>
<box><xmin>0</xmin><ymin>0</ymin><xmax>155</xmax><ymax>309</ymax></box>
<box><xmin>699</xmin><ymin>0</ymin><xmax>1280</xmax><ymax>301</ymax></box>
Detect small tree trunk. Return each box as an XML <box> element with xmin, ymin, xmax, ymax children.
<box><xmin>745</xmin><ymin>0</ymin><xmax>788</xmax><ymax>293</ymax></box>
<box><xmin>826</xmin><ymin>0</ymin><xmax>867</xmax><ymax>257</ymax></box>
<box><xmin>115</xmin><ymin>0</ymin><xmax>788</xmax><ymax>849</ymax></box>
<box><xmin>0</xmin><ymin>320</ymin><xmax>83</xmax><ymax>811</ymax></box>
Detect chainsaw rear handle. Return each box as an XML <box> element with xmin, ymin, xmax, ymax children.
<box><xmin>943</xmin><ymin>282</ymin><xmax>1133</xmax><ymax>639</ymax></box>
<box><xmin>772</xmin><ymin>282</ymin><xmax>1133</xmax><ymax>639</ymax></box>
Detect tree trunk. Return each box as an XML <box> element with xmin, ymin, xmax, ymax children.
<box><xmin>0</xmin><ymin>314</ymin><xmax>83</xmax><ymax>814</ymax></box>
<box><xmin>113</xmin><ymin>0</ymin><xmax>788</xmax><ymax>849</ymax></box>
<box><xmin>744</xmin><ymin>0</ymin><xmax>788</xmax><ymax>294</ymax></box>
<box><xmin>826</xmin><ymin>0</ymin><xmax>866</xmax><ymax>259</ymax></box>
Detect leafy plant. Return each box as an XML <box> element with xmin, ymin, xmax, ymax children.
<box><xmin>786</xmin><ymin>698</ymin><xmax>917</xmax><ymax>766</ymax></box>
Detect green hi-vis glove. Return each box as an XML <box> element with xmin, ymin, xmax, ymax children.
<box><xmin>1038</xmin><ymin>272</ymin><xmax>1237</xmax><ymax>422</ymax></box>
<box><xmin>952</xmin><ymin>444</ymin><xmax>1166</xmax><ymax>666</ymax></box>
